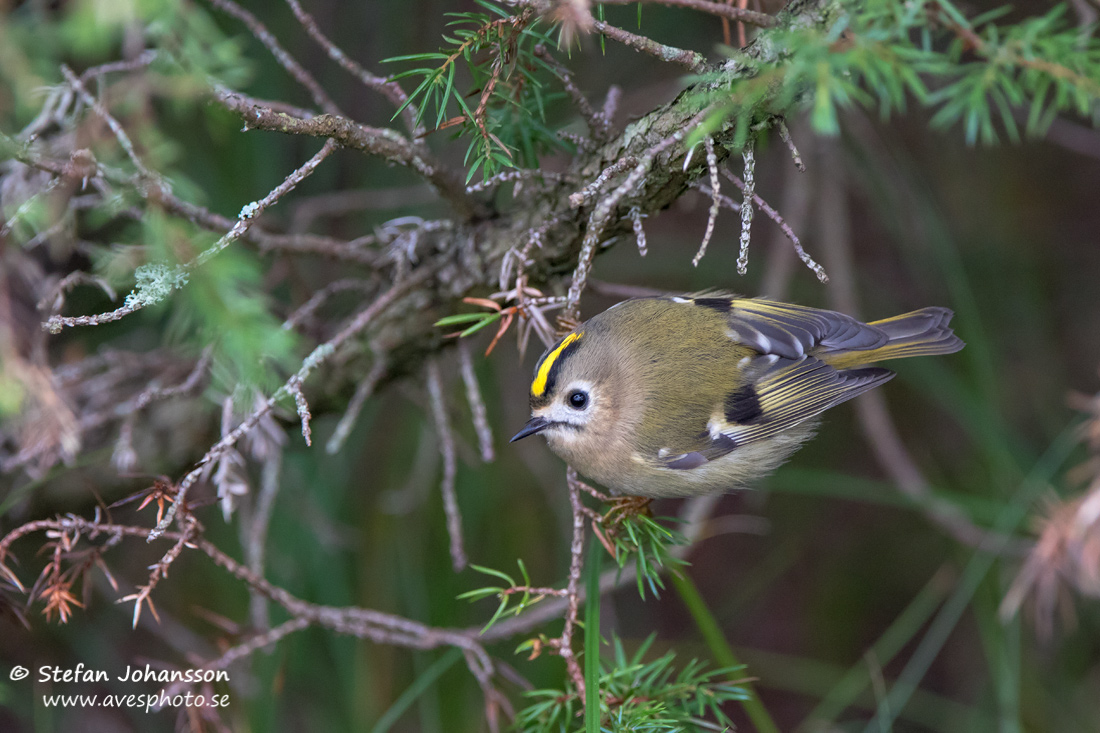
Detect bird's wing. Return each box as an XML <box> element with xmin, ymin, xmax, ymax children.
<box><xmin>654</xmin><ymin>297</ymin><xmax>898</xmax><ymax>471</ymax></box>
<box><xmin>720</xmin><ymin>357</ymin><xmax>893</xmax><ymax>443</ymax></box>
<box><xmin>658</xmin><ymin>356</ymin><xmax>894</xmax><ymax>470</ymax></box>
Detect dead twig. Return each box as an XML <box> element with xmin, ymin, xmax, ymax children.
<box><xmin>595</xmin><ymin>0</ymin><xmax>778</xmax><ymax>27</ymax></box>
<box><xmin>427</xmin><ymin>360</ymin><xmax>468</xmax><ymax>572</ymax></box>
<box><xmin>592</xmin><ymin>20</ymin><xmax>708</xmax><ymax>72</ymax></box>
<box><xmin>459</xmin><ymin>342</ymin><xmax>495</xmax><ymax>463</ymax></box>
<box><xmin>692</xmin><ymin>137</ymin><xmax>721</xmax><ymax>266</ymax></box>
<box><xmin>208</xmin><ymin>0</ymin><xmax>341</xmax><ymax>115</ymax></box>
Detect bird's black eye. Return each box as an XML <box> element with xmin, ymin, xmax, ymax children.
<box><xmin>567</xmin><ymin>390</ymin><xmax>588</xmax><ymax>410</ymax></box>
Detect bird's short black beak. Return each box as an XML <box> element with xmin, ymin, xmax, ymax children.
<box><xmin>510</xmin><ymin>416</ymin><xmax>551</xmax><ymax>443</ymax></box>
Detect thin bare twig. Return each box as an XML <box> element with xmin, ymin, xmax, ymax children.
<box><xmin>629</xmin><ymin>206</ymin><xmax>647</xmax><ymax>256</ymax></box>
<box><xmin>595</xmin><ymin>0</ymin><xmax>778</xmax><ymax>27</ymax></box>
<box><xmin>134</xmin><ymin>347</ymin><xmax>214</xmax><ymax>410</ymax></box>
<box><xmin>326</xmin><ymin>359</ymin><xmax>388</xmax><ymax>455</ymax></box>
<box><xmin>560</xmin><ymin>468</ymin><xmax>588</xmax><ymax>696</ymax></box>
<box><xmin>213</xmin><ymin>91</ymin><xmax>482</xmax><ymax>220</ymax></box>
<box><xmin>591</xmin><ymin>20</ymin><xmax>708</xmax><ymax>72</ymax></box>
<box><xmin>533</xmin><ymin>45</ymin><xmax>609</xmax><ymax>140</ymax></box>
<box><xmin>207</xmin><ymin>0</ymin><xmax>341</xmax><ymax>115</ymax></box>
<box><xmin>777</xmin><ymin>118</ymin><xmax>806</xmax><ymax>172</ymax></box>
<box><xmin>210</xmin><ymin>81</ymin><xmax>320</xmax><ymax>121</ymax></box>
<box><xmin>111</xmin><ymin>347</ymin><xmax>214</xmax><ymax>473</ymax></box>
<box><xmin>78</xmin><ymin>51</ymin><xmax>159</xmax><ymax>82</ymax></box>
<box><xmin>569</xmin><ymin>157</ymin><xmax>638</xmax><ymax>208</ymax></box>
<box><xmin>720</xmin><ymin>167</ymin><xmax>828</xmax><ymax>282</ymax></box>
<box><xmin>602</xmin><ymin>85</ymin><xmax>622</xmax><ymax>128</ymax></box>
<box><xmin>121</xmin><ymin>514</ymin><xmax>201</xmax><ymax>628</ymax></box>
<box><xmin>163</xmin><ymin>617</ymin><xmax>310</xmax><ymax>701</ymax></box>
<box><xmin>692</xmin><ymin>136</ymin><xmax>721</xmax><ymax>266</ymax></box>
<box><xmin>287</xmin><ymin>379</ymin><xmax>312</xmax><ymax>447</ymax></box>
<box><xmin>289</xmin><ymin>187</ymin><xmax>437</xmax><ymax>232</ymax></box>
<box><xmin>428</xmin><ymin>360</ymin><xmax>468</xmax><ymax>572</ymax></box>
<box><xmin>459</xmin><ymin>343</ymin><xmax>495</xmax><ymax>463</ymax></box>
<box><xmin>466</xmin><ymin>168</ymin><xmax>571</xmax><ymax>194</ymax></box>
<box><xmin>281</xmin><ymin>0</ymin><xmax>419</xmax><ymax>135</ymax></box>
<box><xmin>761</xmin><ymin>125</ymin><xmax>814</xmax><ymax>299</ymax></box>
<box><xmin>282</xmin><ymin>278</ymin><xmax>376</xmax><ymax>331</ymax></box>
<box><xmin>736</xmin><ymin>137</ymin><xmax>755</xmax><ymax>275</ymax></box>
<box><xmin>0</xmin><ymin>175</ymin><xmax>63</xmax><ymax>240</ymax></box>
<box><xmin>60</xmin><ymin>65</ymin><xmax>161</xmax><ymax>186</ymax></box>
<box><xmin>1069</xmin><ymin>0</ymin><xmax>1100</xmax><ymax>26</ymax></box>
<box><xmin>9</xmin><ymin>138</ymin><xmax>378</xmax><ymax>264</ymax></box>
<box><xmin>37</xmin><ymin>272</ymin><xmax>117</xmax><ymax>316</ymax></box>
<box><xmin>559</xmin><ymin>130</ymin><xmax>597</xmax><ymax>154</ymax></box>
<box><xmin>245</xmin><ymin>451</ymin><xmax>282</xmax><ymax>630</ymax></box>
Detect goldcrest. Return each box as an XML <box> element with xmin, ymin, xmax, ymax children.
<box><xmin>510</xmin><ymin>295</ymin><xmax>964</xmax><ymax>498</ymax></box>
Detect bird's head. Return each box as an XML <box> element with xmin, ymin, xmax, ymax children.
<box><xmin>510</xmin><ymin>330</ymin><xmax>623</xmax><ymax>452</ymax></box>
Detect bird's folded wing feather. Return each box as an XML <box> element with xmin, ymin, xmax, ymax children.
<box><xmin>726</xmin><ymin>299</ymin><xmax>889</xmax><ymax>359</ymax></box>
<box><xmin>720</xmin><ymin>358</ymin><xmax>894</xmax><ymax>445</ymax></box>
<box><xmin>658</xmin><ymin>357</ymin><xmax>894</xmax><ymax>470</ymax></box>
<box><xmin>656</xmin><ymin>298</ymin><xmax>901</xmax><ymax>471</ymax></box>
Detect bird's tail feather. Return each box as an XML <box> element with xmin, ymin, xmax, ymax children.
<box><xmin>826</xmin><ymin>307</ymin><xmax>964</xmax><ymax>367</ymax></box>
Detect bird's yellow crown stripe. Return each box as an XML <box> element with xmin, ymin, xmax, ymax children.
<box><xmin>531</xmin><ymin>332</ymin><xmax>583</xmax><ymax>397</ymax></box>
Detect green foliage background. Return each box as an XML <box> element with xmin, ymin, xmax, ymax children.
<box><xmin>1</xmin><ymin>0</ymin><xmax>1100</xmax><ymax>731</ymax></box>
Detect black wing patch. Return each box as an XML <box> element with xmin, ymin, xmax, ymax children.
<box><xmin>692</xmin><ymin>297</ymin><xmax>732</xmax><ymax>313</ymax></box>
<box><xmin>724</xmin><ymin>385</ymin><xmax>764</xmax><ymax>424</ymax></box>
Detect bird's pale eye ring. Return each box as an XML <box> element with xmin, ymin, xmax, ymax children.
<box><xmin>567</xmin><ymin>390</ymin><xmax>589</xmax><ymax>410</ymax></box>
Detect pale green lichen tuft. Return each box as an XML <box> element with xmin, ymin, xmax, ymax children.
<box><xmin>123</xmin><ymin>263</ymin><xmax>190</xmax><ymax>309</ymax></box>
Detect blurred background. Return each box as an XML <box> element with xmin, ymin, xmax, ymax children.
<box><xmin>1</xmin><ymin>0</ymin><xmax>1099</xmax><ymax>731</ymax></box>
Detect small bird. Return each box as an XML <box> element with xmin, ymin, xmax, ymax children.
<box><xmin>510</xmin><ymin>294</ymin><xmax>964</xmax><ymax>498</ymax></box>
